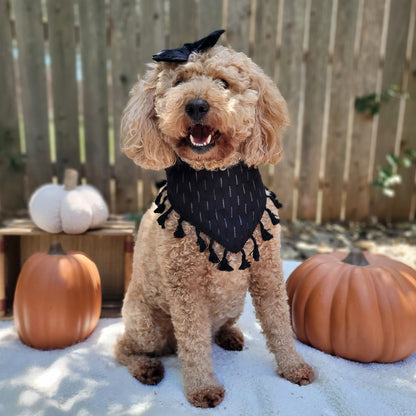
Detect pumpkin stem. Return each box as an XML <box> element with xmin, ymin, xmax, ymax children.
<box><xmin>48</xmin><ymin>241</ymin><xmax>67</xmax><ymax>255</ymax></box>
<box><xmin>342</xmin><ymin>248</ymin><xmax>370</xmax><ymax>266</ymax></box>
<box><xmin>63</xmin><ymin>169</ymin><xmax>79</xmax><ymax>190</ymax></box>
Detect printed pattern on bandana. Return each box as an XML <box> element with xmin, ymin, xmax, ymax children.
<box><xmin>154</xmin><ymin>161</ymin><xmax>282</xmax><ymax>271</ymax></box>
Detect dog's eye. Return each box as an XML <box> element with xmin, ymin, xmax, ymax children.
<box><xmin>173</xmin><ymin>78</ymin><xmax>184</xmax><ymax>87</ymax></box>
<box><xmin>219</xmin><ymin>79</ymin><xmax>229</xmax><ymax>89</ymax></box>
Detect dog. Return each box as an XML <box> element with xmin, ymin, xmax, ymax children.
<box><xmin>115</xmin><ymin>30</ymin><xmax>314</xmax><ymax>408</ymax></box>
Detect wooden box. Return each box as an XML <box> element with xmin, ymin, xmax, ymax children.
<box><xmin>0</xmin><ymin>219</ymin><xmax>136</xmax><ymax>319</ymax></box>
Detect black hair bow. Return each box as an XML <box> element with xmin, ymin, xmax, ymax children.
<box><xmin>153</xmin><ymin>29</ymin><xmax>225</xmax><ymax>63</ymax></box>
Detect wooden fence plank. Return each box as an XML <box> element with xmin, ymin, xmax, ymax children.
<box><xmin>139</xmin><ymin>0</ymin><xmax>165</xmax><ymax>75</ymax></box>
<box><xmin>14</xmin><ymin>0</ymin><xmax>52</xmax><ymax>194</ymax></box>
<box><xmin>297</xmin><ymin>0</ymin><xmax>332</xmax><ymax>221</ymax></box>
<box><xmin>198</xmin><ymin>0</ymin><xmax>223</xmax><ymax>37</ymax></box>
<box><xmin>225</xmin><ymin>0</ymin><xmax>252</xmax><ymax>55</ymax></box>
<box><xmin>345</xmin><ymin>0</ymin><xmax>385</xmax><ymax>221</ymax></box>
<box><xmin>0</xmin><ymin>0</ymin><xmax>26</xmax><ymax>220</ymax></box>
<box><xmin>110</xmin><ymin>0</ymin><xmax>140</xmax><ymax>214</ymax></box>
<box><xmin>138</xmin><ymin>0</ymin><xmax>167</xmax><ymax>210</ymax></box>
<box><xmin>253</xmin><ymin>0</ymin><xmax>279</xmax><ymax>79</ymax></box>
<box><xmin>252</xmin><ymin>0</ymin><xmax>279</xmax><ymax>187</ymax></box>
<box><xmin>46</xmin><ymin>0</ymin><xmax>80</xmax><ymax>183</ymax></box>
<box><xmin>321</xmin><ymin>1</ymin><xmax>359</xmax><ymax>221</ymax></box>
<box><xmin>169</xmin><ymin>0</ymin><xmax>197</xmax><ymax>47</ymax></box>
<box><xmin>370</xmin><ymin>0</ymin><xmax>413</xmax><ymax>222</ymax></box>
<box><xmin>78</xmin><ymin>0</ymin><xmax>110</xmax><ymax>203</ymax></box>
<box><xmin>393</xmin><ymin>0</ymin><xmax>416</xmax><ymax>221</ymax></box>
<box><xmin>273</xmin><ymin>0</ymin><xmax>307</xmax><ymax>221</ymax></box>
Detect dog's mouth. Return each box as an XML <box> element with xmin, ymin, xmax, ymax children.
<box><xmin>185</xmin><ymin>125</ymin><xmax>220</xmax><ymax>154</ymax></box>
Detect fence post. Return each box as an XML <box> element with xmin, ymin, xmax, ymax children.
<box><xmin>0</xmin><ymin>0</ymin><xmax>26</xmax><ymax>220</ymax></box>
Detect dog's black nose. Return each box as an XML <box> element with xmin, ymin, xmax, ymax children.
<box><xmin>185</xmin><ymin>99</ymin><xmax>210</xmax><ymax>122</ymax></box>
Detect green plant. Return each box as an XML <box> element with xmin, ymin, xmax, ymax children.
<box><xmin>355</xmin><ymin>85</ymin><xmax>409</xmax><ymax>117</ymax></box>
<box><xmin>373</xmin><ymin>149</ymin><xmax>416</xmax><ymax>197</ymax></box>
<box><xmin>0</xmin><ymin>130</ymin><xmax>26</xmax><ymax>171</ymax></box>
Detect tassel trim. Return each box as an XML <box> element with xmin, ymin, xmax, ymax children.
<box><xmin>251</xmin><ymin>236</ymin><xmax>260</xmax><ymax>261</ymax></box>
<box><xmin>267</xmin><ymin>189</ymin><xmax>283</xmax><ymax>210</ymax></box>
<box><xmin>218</xmin><ymin>249</ymin><xmax>233</xmax><ymax>272</ymax></box>
<box><xmin>196</xmin><ymin>229</ymin><xmax>207</xmax><ymax>252</ymax></box>
<box><xmin>265</xmin><ymin>207</ymin><xmax>280</xmax><ymax>225</ymax></box>
<box><xmin>239</xmin><ymin>250</ymin><xmax>251</xmax><ymax>270</ymax></box>
<box><xmin>208</xmin><ymin>239</ymin><xmax>220</xmax><ymax>263</ymax></box>
<box><xmin>153</xmin><ymin>186</ymin><xmax>281</xmax><ymax>272</ymax></box>
<box><xmin>157</xmin><ymin>206</ymin><xmax>173</xmax><ymax>228</ymax></box>
<box><xmin>174</xmin><ymin>218</ymin><xmax>185</xmax><ymax>238</ymax></box>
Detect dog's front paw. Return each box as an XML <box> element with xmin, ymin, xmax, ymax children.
<box><xmin>131</xmin><ymin>357</ymin><xmax>165</xmax><ymax>386</ymax></box>
<box><xmin>279</xmin><ymin>362</ymin><xmax>314</xmax><ymax>386</ymax></box>
<box><xmin>215</xmin><ymin>326</ymin><xmax>244</xmax><ymax>351</ymax></box>
<box><xmin>186</xmin><ymin>383</ymin><xmax>225</xmax><ymax>408</ymax></box>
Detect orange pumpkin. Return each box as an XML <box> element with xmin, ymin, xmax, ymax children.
<box><xmin>14</xmin><ymin>241</ymin><xmax>101</xmax><ymax>350</ymax></box>
<box><xmin>286</xmin><ymin>249</ymin><xmax>416</xmax><ymax>363</ymax></box>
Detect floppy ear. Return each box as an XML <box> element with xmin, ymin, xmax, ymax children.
<box><xmin>120</xmin><ymin>68</ymin><xmax>176</xmax><ymax>170</ymax></box>
<box><xmin>243</xmin><ymin>67</ymin><xmax>289</xmax><ymax>166</ymax></box>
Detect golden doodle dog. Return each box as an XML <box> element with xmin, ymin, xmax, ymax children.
<box><xmin>115</xmin><ymin>30</ymin><xmax>314</xmax><ymax>408</ymax></box>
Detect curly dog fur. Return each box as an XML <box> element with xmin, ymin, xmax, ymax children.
<box><xmin>115</xmin><ymin>44</ymin><xmax>314</xmax><ymax>408</ymax></box>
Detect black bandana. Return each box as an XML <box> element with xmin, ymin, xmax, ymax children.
<box><xmin>153</xmin><ymin>30</ymin><xmax>225</xmax><ymax>63</ymax></box>
<box><xmin>154</xmin><ymin>161</ymin><xmax>282</xmax><ymax>271</ymax></box>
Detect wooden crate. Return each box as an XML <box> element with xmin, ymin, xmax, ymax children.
<box><xmin>0</xmin><ymin>219</ymin><xmax>136</xmax><ymax>319</ymax></box>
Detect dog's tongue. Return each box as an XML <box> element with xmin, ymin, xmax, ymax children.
<box><xmin>190</xmin><ymin>125</ymin><xmax>212</xmax><ymax>144</ymax></box>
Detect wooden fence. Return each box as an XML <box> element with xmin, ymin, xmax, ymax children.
<box><xmin>0</xmin><ymin>0</ymin><xmax>415</xmax><ymax>224</ymax></box>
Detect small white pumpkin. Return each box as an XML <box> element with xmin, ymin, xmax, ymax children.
<box><xmin>29</xmin><ymin>169</ymin><xmax>109</xmax><ymax>234</ymax></box>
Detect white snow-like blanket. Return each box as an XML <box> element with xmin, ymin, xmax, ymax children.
<box><xmin>1</xmin><ymin>261</ymin><xmax>415</xmax><ymax>416</ymax></box>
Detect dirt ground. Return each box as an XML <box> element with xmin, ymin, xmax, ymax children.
<box><xmin>280</xmin><ymin>220</ymin><xmax>416</xmax><ymax>269</ymax></box>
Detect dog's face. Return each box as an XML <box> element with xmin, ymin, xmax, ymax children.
<box><xmin>121</xmin><ymin>46</ymin><xmax>289</xmax><ymax>171</ymax></box>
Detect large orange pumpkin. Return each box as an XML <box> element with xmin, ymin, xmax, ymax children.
<box><xmin>286</xmin><ymin>249</ymin><xmax>416</xmax><ymax>363</ymax></box>
<box><xmin>14</xmin><ymin>241</ymin><xmax>101</xmax><ymax>350</ymax></box>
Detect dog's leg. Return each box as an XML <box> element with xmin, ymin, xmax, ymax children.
<box><xmin>164</xmin><ymin>269</ymin><xmax>225</xmax><ymax>408</ymax></box>
<box><xmin>115</xmin><ymin>300</ymin><xmax>175</xmax><ymax>386</ymax></box>
<box><xmin>215</xmin><ymin>318</ymin><xmax>244</xmax><ymax>351</ymax></box>
<box><xmin>249</xmin><ymin>230</ymin><xmax>314</xmax><ymax>386</ymax></box>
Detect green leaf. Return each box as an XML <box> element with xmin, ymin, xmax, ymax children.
<box><xmin>401</xmin><ymin>156</ymin><xmax>412</xmax><ymax>168</ymax></box>
<box><xmin>386</xmin><ymin>153</ymin><xmax>399</xmax><ymax>167</ymax></box>
<box><xmin>379</xmin><ymin>165</ymin><xmax>393</xmax><ymax>176</ymax></box>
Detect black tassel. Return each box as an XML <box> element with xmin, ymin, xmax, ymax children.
<box><xmin>259</xmin><ymin>221</ymin><xmax>273</xmax><ymax>241</ymax></box>
<box><xmin>154</xmin><ymin>194</ymin><xmax>168</xmax><ymax>213</ymax></box>
<box><xmin>251</xmin><ymin>236</ymin><xmax>260</xmax><ymax>261</ymax></box>
<box><xmin>239</xmin><ymin>249</ymin><xmax>251</xmax><ymax>270</ymax></box>
<box><xmin>157</xmin><ymin>206</ymin><xmax>173</xmax><ymax>229</ymax></box>
<box><xmin>196</xmin><ymin>229</ymin><xmax>207</xmax><ymax>252</ymax></box>
<box><xmin>218</xmin><ymin>249</ymin><xmax>233</xmax><ymax>272</ymax></box>
<box><xmin>267</xmin><ymin>191</ymin><xmax>283</xmax><ymax>210</ymax></box>
<box><xmin>156</xmin><ymin>179</ymin><xmax>167</xmax><ymax>189</ymax></box>
<box><xmin>208</xmin><ymin>239</ymin><xmax>220</xmax><ymax>263</ymax></box>
<box><xmin>154</xmin><ymin>185</ymin><xmax>167</xmax><ymax>205</ymax></box>
<box><xmin>174</xmin><ymin>218</ymin><xmax>185</xmax><ymax>238</ymax></box>
<box><xmin>266</xmin><ymin>207</ymin><xmax>280</xmax><ymax>225</ymax></box>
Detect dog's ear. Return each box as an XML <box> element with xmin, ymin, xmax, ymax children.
<box><xmin>243</xmin><ymin>67</ymin><xmax>289</xmax><ymax>166</ymax></box>
<box><xmin>121</xmin><ymin>69</ymin><xmax>176</xmax><ymax>170</ymax></box>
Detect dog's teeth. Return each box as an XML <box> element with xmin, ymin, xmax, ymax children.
<box><xmin>190</xmin><ymin>134</ymin><xmax>202</xmax><ymax>146</ymax></box>
<box><xmin>190</xmin><ymin>133</ymin><xmax>211</xmax><ymax>147</ymax></box>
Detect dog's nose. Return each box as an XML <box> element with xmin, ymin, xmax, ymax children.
<box><xmin>185</xmin><ymin>99</ymin><xmax>210</xmax><ymax>122</ymax></box>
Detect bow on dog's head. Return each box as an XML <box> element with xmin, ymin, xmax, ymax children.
<box><xmin>153</xmin><ymin>30</ymin><xmax>225</xmax><ymax>63</ymax></box>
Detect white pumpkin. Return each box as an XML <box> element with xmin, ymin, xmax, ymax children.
<box><xmin>29</xmin><ymin>169</ymin><xmax>109</xmax><ymax>234</ymax></box>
